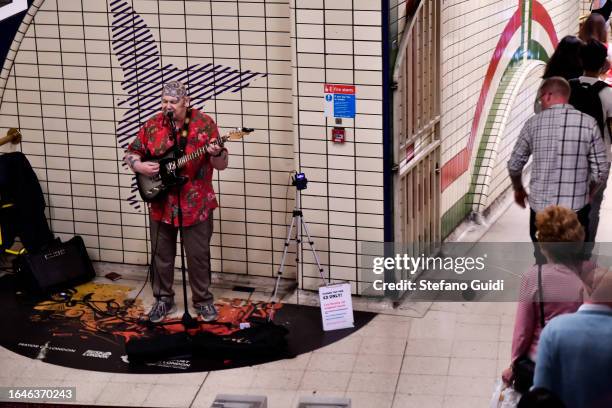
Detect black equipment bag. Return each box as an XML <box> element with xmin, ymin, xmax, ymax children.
<box><xmin>125</xmin><ymin>322</ymin><xmax>290</xmax><ymax>364</ymax></box>
<box><xmin>14</xmin><ymin>235</ymin><xmax>95</xmax><ymax>294</ymax></box>
<box><xmin>125</xmin><ymin>332</ymin><xmax>193</xmax><ymax>364</ymax></box>
<box><xmin>512</xmin><ymin>356</ymin><xmax>536</xmax><ymax>394</ymax></box>
<box><xmin>193</xmin><ymin>322</ymin><xmax>290</xmax><ymax>359</ymax></box>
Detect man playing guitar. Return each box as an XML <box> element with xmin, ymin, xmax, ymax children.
<box><xmin>124</xmin><ymin>80</ymin><xmax>228</xmax><ymax>323</ymax></box>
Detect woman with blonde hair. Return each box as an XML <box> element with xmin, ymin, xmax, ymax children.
<box><xmin>502</xmin><ymin>205</ymin><xmax>595</xmax><ymax>392</ymax></box>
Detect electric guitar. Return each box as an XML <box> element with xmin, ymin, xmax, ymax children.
<box><xmin>136</xmin><ymin>128</ymin><xmax>253</xmax><ymax>202</ymax></box>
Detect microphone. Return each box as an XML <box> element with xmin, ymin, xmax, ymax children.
<box><xmin>165</xmin><ymin>110</ymin><xmax>174</xmax><ymax>122</ymax></box>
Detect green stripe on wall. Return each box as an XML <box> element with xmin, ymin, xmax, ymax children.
<box><xmin>528</xmin><ymin>39</ymin><xmax>549</xmax><ymax>62</ymax></box>
<box><xmin>441</xmin><ymin>193</ymin><xmax>470</xmax><ymax>239</ymax></box>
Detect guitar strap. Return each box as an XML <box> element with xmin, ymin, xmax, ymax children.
<box><xmin>177</xmin><ymin>108</ymin><xmax>192</xmax><ymax>154</ymax></box>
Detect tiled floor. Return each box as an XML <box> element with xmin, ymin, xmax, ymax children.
<box><xmin>2</xmin><ymin>188</ymin><xmax>612</xmax><ymax>408</ymax></box>
<box><xmin>0</xmin><ymin>301</ymin><xmax>513</xmax><ymax>407</ymax></box>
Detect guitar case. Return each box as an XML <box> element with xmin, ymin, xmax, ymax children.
<box><xmin>125</xmin><ymin>322</ymin><xmax>292</xmax><ymax>364</ymax></box>
<box><xmin>192</xmin><ymin>322</ymin><xmax>291</xmax><ymax>359</ymax></box>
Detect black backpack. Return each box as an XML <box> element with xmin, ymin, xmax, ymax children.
<box><xmin>568</xmin><ymin>79</ymin><xmax>609</xmax><ymax>139</ymax></box>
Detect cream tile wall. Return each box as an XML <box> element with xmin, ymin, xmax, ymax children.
<box><xmin>439</xmin><ymin>0</ymin><xmax>515</xmax><ymax>236</ymax></box>
<box><xmin>482</xmin><ymin>63</ymin><xmax>545</xmax><ymax>209</ymax></box>
<box><xmin>0</xmin><ymin>0</ymin><xmax>384</xmax><ymax>294</ymax></box>
<box><xmin>0</xmin><ymin>0</ymin><xmax>296</xmax><ymax>279</ymax></box>
<box><xmin>290</xmin><ymin>0</ymin><xmax>384</xmax><ymax>293</ymax></box>
<box><xmin>440</xmin><ymin>0</ymin><xmax>581</xmax><ymax>237</ymax></box>
<box><xmin>391</xmin><ymin>0</ymin><xmax>408</xmax><ymax>44</ymax></box>
<box><xmin>2</xmin><ymin>0</ymin><xmax>584</xmax><ymax>292</ymax></box>
<box><xmin>543</xmin><ymin>0</ymin><xmax>581</xmax><ymax>35</ymax></box>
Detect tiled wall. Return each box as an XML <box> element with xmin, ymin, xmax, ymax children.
<box><xmin>543</xmin><ymin>0</ymin><xmax>580</xmax><ymax>35</ymax></box>
<box><xmin>0</xmin><ymin>0</ymin><xmax>385</xmax><ymax>294</ymax></box>
<box><xmin>390</xmin><ymin>0</ymin><xmax>408</xmax><ymax>44</ymax></box>
<box><xmin>439</xmin><ymin>0</ymin><xmax>581</xmax><ymax>237</ymax></box>
<box><xmin>0</xmin><ymin>0</ymin><xmax>296</xmax><ymax>278</ymax></box>
<box><xmin>486</xmin><ymin>64</ymin><xmax>544</xmax><ymax>205</ymax></box>
<box><xmin>1</xmin><ymin>0</ymin><xmax>585</xmax><ymax>291</ymax></box>
<box><xmin>290</xmin><ymin>0</ymin><xmax>384</xmax><ymax>293</ymax></box>
<box><xmin>439</xmin><ymin>0</ymin><xmax>515</xmax><ymax>236</ymax></box>
<box><xmin>474</xmin><ymin>62</ymin><xmax>545</xmax><ymax>212</ymax></box>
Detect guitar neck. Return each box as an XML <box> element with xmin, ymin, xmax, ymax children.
<box><xmin>175</xmin><ymin>136</ymin><xmax>227</xmax><ymax>169</ymax></box>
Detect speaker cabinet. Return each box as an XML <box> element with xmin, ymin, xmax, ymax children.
<box><xmin>14</xmin><ymin>235</ymin><xmax>95</xmax><ymax>294</ymax></box>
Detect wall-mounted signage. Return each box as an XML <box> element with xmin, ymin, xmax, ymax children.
<box><xmin>331</xmin><ymin>127</ymin><xmax>346</xmax><ymax>143</ymax></box>
<box><xmin>324</xmin><ymin>84</ymin><xmax>356</xmax><ymax>119</ymax></box>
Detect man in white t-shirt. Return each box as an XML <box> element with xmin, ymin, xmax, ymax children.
<box><xmin>570</xmin><ymin>40</ymin><xmax>612</xmax><ymax>242</ymax></box>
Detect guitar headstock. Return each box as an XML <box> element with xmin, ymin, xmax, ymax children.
<box><xmin>1</xmin><ymin>128</ymin><xmax>22</xmax><ymax>145</ymax></box>
<box><xmin>226</xmin><ymin>127</ymin><xmax>253</xmax><ymax>140</ymax></box>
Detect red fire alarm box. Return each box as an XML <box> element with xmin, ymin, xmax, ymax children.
<box><xmin>331</xmin><ymin>127</ymin><xmax>345</xmax><ymax>143</ymax></box>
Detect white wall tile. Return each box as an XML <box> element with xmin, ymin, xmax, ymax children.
<box><xmin>0</xmin><ymin>0</ymin><xmax>387</xmax><ymax>293</ymax></box>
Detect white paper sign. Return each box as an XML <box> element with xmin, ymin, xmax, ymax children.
<box><xmin>319</xmin><ymin>283</ymin><xmax>354</xmax><ymax>331</ymax></box>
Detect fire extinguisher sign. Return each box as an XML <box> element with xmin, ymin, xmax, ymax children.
<box><xmin>324</xmin><ymin>84</ymin><xmax>356</xmax><ymax>118</ymax></box>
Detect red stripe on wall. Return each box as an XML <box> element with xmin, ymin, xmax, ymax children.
<box><xmin>532</xmin><ymin>1</ymin><xmax>559</xmax><ymax>47</ymax></box>
<box><xmin>440</xmin><ymin>149</ymin><xmax>470</xmax><ymax>191</ymax></box>
<box><xmin>440</xmin><ymin>2</ymin><xmax>559</xmax><ymax>192</ymax></box>
<box><xmin>440</xmin><ymin>9</ymin><xmax>522</xmax><ymax>191</ymax></box>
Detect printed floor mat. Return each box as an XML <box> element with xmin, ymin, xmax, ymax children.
<box><xmin>0</xmin><ymin>275</ymin><xmax>375</xmax><ymax>373</ymax></box>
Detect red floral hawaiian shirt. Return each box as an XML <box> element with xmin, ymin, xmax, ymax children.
<box><xmin>127</xmin><ymin>108</ymin><xmax>221</xmax><ymax>227</ymax></box>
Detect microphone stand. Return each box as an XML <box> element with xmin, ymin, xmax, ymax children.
<box><xmin>167</xmin><ymin>112</ymin><xmax>198</xmax><ymax>329</ymax></box>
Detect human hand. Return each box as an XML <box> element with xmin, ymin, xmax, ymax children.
<box><xmin>206</xmin><ymin>140</ymin><xmax>223</xmax><ymax>157</ymax></box>
<box><xmin>135</xmin><ymin>161</ymin><xmax>159</xmax><ymax>177</ymax></box>
<box><xmin>589</xmin><ymin>183</ymin><xmax>601</xmax><ymax>202</ymax></box>
<box><xmin>514</xmin><ymin>188</ymin><xmax>528</xmax><ymax>208</ymax></box>
<box><xmin>502</xmin><ymin>366</ymin><xmax>513</xmax><ymax>385</ymax></box>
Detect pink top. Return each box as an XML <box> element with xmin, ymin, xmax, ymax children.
<box><xmin>510</xmin><ymin>261</ymin><xmax>594</xmax><ymax>362</ymax></box>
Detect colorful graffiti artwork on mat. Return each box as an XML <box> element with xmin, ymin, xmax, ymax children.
<box><xmin>0</xmin><ymin>276</ymin><xmax>375</xmax><ymax>373</ymax></box>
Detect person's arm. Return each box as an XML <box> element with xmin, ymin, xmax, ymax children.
<box><xmin>508</xmin><ymin>123</ymin><xmax>532</xmax><ymax>207</ymax></box>
<box><xmin>203</xmin><ymin>118</ymin><xmax>228</xmax><ymax>171</ymax></box>
<box><xmin>588</xmin><ymin>124</ymin><xmax>610</xmax><ymax>198</ymax></box>
<box><xmin>124</xmin><ymin>125</ymin><xmax>159</xmax><ymax>177</ymax></box>
<box><xmin>124</xmin><ymin>153</ymin><xmax>141</xmax><ymax>172</ymax></box>
<box><xmin>503</xmin><ymin>271</ymin><xmax>538</xmax><ymax>384</ymax></box>
<box><xmin>511</xmin><ymin>274</ymin><xmax>538</xmax><ymax>363</ymax></box>
<box><xmin>210</xmin><ymin>148</ymin><xmax>228</xmax><ymax>170</ymax></box>
<box><xmin>510</xmin><ymin>174</ymin><xmax>528</xmax><ymax>208</ymax></box>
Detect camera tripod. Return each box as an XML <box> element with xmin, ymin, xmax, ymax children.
<box><xmin>271</xmin><ymin>189</ymin><xmax>328</xmax><ymax>303</ymax></box>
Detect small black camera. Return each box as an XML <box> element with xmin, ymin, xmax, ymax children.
<box><xmin>292</xmin><ymin>172</ymin><xmax>308</xmax><ymax>190</ymax></box>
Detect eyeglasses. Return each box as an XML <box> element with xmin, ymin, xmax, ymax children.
<box><xmin>537</xmin><ymin>91</ymin><xmax>552</xmax><ymax>101</ymax></box>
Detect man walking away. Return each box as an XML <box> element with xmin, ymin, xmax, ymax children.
<box><xmin>508</xmin><ymin>77</ymin><xmax>609</xmax><ymax>264</ymax></box>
